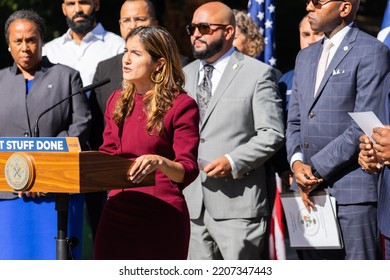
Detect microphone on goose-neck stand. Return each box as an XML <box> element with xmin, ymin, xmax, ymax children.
<box><xmin>33</xmin><ymin>78</ymin><xmax>110</xmax><ymax>137</ymax></box>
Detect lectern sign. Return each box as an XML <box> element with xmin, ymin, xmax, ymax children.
<box><xmin>0</xmin><ymin>137</ymin><xmax>154</xmax><ymax>194</ymax></box>
<box><xmin>0</xmin><ymin>137</ymin><xmax>80</xmax><ymax>152</ymax></box>
<box><xmin>0</xmin><ymin>137</ymin><xmax>80</xmax><ymax>192</ymax></box>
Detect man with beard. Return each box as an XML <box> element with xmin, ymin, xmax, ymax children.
<box><xmin>43</xmin><ymin>0</ymin><xmax>124</xmax><ymax>89</ymax></box>
<box><xmin>43</xmin><ymin>0</ymin><xmax>124</xmax><ymax>251</ymax></box>
<box><xmin>182</xmin><ymin>1</ymin><xmax>285</xmax><ymax>259</ymax></box>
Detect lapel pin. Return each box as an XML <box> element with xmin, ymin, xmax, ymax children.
<box><xmin>48</xmin><ymin>84</ymin><xmax>53</xmax><ymax>89</ymax></box>
<box><xmin>343</xmin><ymin>46</ymin><xmax>349</xmax><ymax>51</ymax></box>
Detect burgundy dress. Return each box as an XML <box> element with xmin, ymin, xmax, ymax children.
<box><xmin>94</xmin><ymin>90</ymin><xmax>200</xmax><ymax>260</ymax></box>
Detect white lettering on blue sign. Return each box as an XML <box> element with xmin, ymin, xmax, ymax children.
<box><xmin>6</xmin><ymin>140</ymin><xmax>34</xmax><ymax>150</ymax></box>
<box><xmin>0</xmin><ymin>138</ymin><xmax>69</xmax><ymax>152</ymax></box>
<box><xmin>36</xmin><ymin>140</ymin><xmax>64</xmax><ymax>151</ymax></box>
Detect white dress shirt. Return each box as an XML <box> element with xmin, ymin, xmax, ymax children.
<box><xmin>43</xmin><ymin>23</ymin><xmax>125</xmax><ymax>88</ymax></box>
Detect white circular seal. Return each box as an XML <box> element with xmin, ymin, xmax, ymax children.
<box><xmin>298</xmin><ymin>208</ymin><xmax>320</xmax><ymax>236</ymax></box>
<box><xmin>4</xmin><ymin>153</ymin><xmax>35</xmax><ymax>191</ymax></box>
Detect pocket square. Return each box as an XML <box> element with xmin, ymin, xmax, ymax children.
<box><xmin>332</xmin><ymin>69</ymin><xmax>345</xmax><ymax>75</ymax></box>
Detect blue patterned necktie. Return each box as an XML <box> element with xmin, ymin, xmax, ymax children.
<box><xmin>197</xmin><ymin>64</ymin><xmax>214</xmax><ymax>122</ymax></box>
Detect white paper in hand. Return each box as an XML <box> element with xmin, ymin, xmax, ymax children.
<box><xmin>348</xmin><ymin>111</ymin><xmax>384</xmax><ymax>143</ymax></box>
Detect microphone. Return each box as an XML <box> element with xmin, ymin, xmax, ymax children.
<box><xmin>33</xmin><ymin>78</ymin><xmax>110</xmax><ymax>137</ymax></box>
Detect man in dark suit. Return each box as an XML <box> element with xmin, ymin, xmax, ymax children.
<box><xmin>89</xmin><ymin>0</ymin><xmax>190</xmax><ymax>149</ymax></box>
<box><xmin>88</xmin><ymin>0</ymin><xmax>158</xmax><ymax>150</ymax></box>
<box><xmin>358</xmin><ymin>73</ymin><xmax>390</xmax><ymax>259</ymax></box>
<box><xmin>183</xmin><ymin>1</ymin><xmax>285</xmax><ymax>259</ymax></box>
<box><xmin>85</xmin><ymin>1</ymin><xmax>158</xmax><ymax>243</ymax></box>
<box><xmin>286</xmin><ymin>0</ymin><xmax>389</xmax><ymax>259</ymax></box>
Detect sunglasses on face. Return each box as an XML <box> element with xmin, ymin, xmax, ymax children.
<box><xmin>186</xmin><ymin>23</ymin><xmax>228</xmax><ymax>36</ymax></box>
<box><xmin>306</xmin><ymin>0</ymin><xmax>346</xmax><ymax>6</ymax></box>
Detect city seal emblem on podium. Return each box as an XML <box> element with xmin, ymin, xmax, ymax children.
<box><xmin>4</xmin><ymin>153</ymin><xmax>35</xmax><ymax>191</ymax></box>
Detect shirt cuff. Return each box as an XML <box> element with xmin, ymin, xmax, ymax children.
<box><xmin>290</xmin><ymin>152</ymin><xmax>304</xmax><ymax>170</ymax></box>
<box><xmin>225</xmin><ymin>154</ymin><xmax>238</xmax><ymax>179</ymax></box>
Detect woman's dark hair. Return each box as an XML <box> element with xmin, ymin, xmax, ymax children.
<box><xmin>5</xmin><ymin>9</ymin><xmax>46</xmax><ymax>44</ymax></box>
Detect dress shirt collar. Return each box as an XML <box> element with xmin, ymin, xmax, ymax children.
<box><xmin>61</xmin><ymin>22</ymin><xmax>106</xmax><ymax>44</ymax></box>
<box><xmin>197</xmin><ymin>47</ymin><xmax>235</xmax><ymax>94</ymax></box>
<box><xmin>199</xmin><ymin>46</ymin><xmax>235</xmax><ymax>73</ymax></box>
<box><xmin>326</xmin><ymin>23</ymin><xmax>353</xmax><ymax>49</ymax></box>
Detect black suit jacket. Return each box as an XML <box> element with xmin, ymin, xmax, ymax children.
<box><xmin>89</xmin><ymin>54</ymin><xmax>122</xmax><ymax>149</ymax></box>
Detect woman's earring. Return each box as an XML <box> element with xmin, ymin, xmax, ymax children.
<box><xmin>151</xmin><ymin>70</ymin><xmax>164</xmax><ymax>84</ymax></box>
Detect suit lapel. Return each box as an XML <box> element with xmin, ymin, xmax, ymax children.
<box><xmin>314</xmin><ymin>27</ymin><xmax>358</xmax><ymax>102</ymax></box>
<box><xmin>185</xmin><ymin>60</ymin><xmax>200</xmax><ymax>101</ymax></box>
<box><xmin>201</xmin><ymin>51</ymin><xmax>242</xmax><ymax>130</ymax></box>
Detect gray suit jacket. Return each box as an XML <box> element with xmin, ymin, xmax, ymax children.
<box><xmin>287</xmin><ymin>26</ymin><xmax>390</xmax><ymax>204</ymax></box>
<box><xmin>0</xmin><ymin>57</ymin><xmax>91</xmax><ymax>199</ymax></box>
<box><xmin>183</xmin><ymin>50</ymin><xmax>285</xmax><ymax>219</ymax></box>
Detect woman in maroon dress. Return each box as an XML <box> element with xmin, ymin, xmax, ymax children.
<box><xmin>94</xmin><ymin>26</ymin><xmax>200</xmax><ymax>260</ymax></box>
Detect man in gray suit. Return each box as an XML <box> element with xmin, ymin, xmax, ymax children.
<box><xmin>183</xmin><ymin>1</ymin><xmax>285</xmax><ymax>260</ymax></box>
<box><xmin>286</xmin><ymin>0</ymin><xmax>389</xmax><ymax>259</ymax></box>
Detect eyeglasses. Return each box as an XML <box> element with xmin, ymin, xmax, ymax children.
<box><xmin>119</xmin><ymin>17</ymin><xmax>153</xmax><ymax>26</ymax></box>
<box><xmin>186</xmin><ymin>23</ymin><xmax>228</xmax><ymax>36</ymax></box>
<box><xmin>306</xmin><ymin>0</ymin><xmax>345</xmax><ymax>7</ymax></box>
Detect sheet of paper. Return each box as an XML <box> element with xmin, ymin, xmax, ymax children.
<box><xmin>348</xmin><ymin>111</ymin><xmax>384</xmax><ymax>142</ymax></box>
<box><xmin>280</xmin><ymin>190</ymin><xmax>343</xmax><ymax>249</ymax></box>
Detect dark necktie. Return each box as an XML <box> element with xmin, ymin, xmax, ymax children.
<box><xmin>197</xmin><ymin>64</ymin><xmax>214</xmax><ymax>122</ymax></box>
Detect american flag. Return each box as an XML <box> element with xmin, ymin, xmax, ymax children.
<box><xmin>247</xmin><ymin>0</ymin><xmax>277</xmax><ymax>66</ymax></box>
<box><xmin>377</xmin><ymin>0</ymin><xmax>390</xmax><ymax>48</ymax></box>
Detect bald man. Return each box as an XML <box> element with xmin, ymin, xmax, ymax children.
<box><xmin>183</xmin><ymin>1</ymin><xmax>284</xmax><ymax>259</ymax></box>
<box><xmin>286</xmin><ymin>0</ymin><xmax>389</xmax><ymax>259</ymax></box>
<box><xmin>89</xmin><ymin>0</ymin><xmax>158</xmax><ymax>125</ymax></box>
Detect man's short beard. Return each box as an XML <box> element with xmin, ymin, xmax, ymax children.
<box><xmin>192</xmin><ymin>36</ymin><xmax>224</xmax><ymax>60</ymax></box>
<box><xmin>66</xmin><ymin>10</ymin><xmax>96</xmax><ymax>35</ymax></box>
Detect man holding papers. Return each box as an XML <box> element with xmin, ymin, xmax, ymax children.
<box><xmin>286</xmin><ymin>0</ymin><xmax>389</xmax><ymax>260</ymax></box>
<box><xmin>358</xmin><ymin>73</ymin><xmax>390</xmax><ymax>259</ymax></box>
